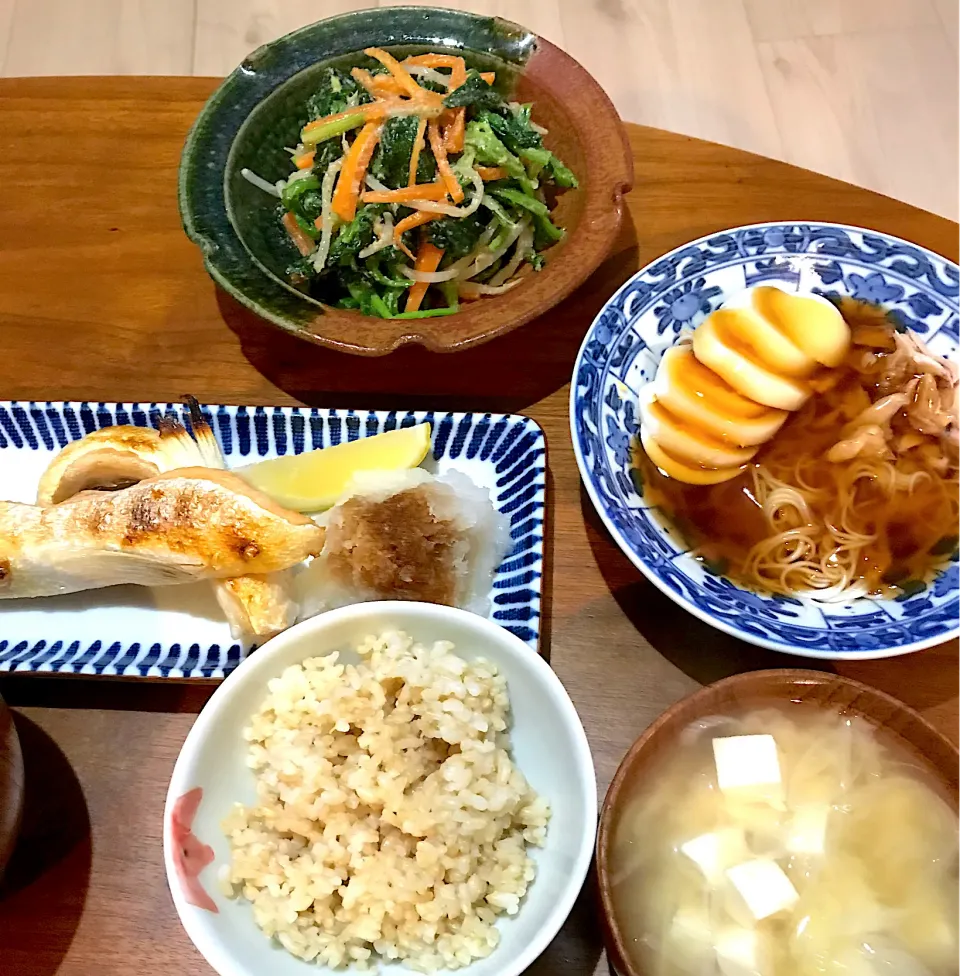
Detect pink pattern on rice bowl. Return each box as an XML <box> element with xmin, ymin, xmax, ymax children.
<box><xmin>170</xmin><ymin>786</ymin><xmax>218</xmax><ymax>913</ymax></box>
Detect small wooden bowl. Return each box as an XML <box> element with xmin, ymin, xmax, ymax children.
<box><xmin>596</xmin><ymin>670</ymin><xmax>960</xmax><ymax>976</ymax></box>
<box><xmin>180</xmin><ymin>7</ymin><xmax>632</xmax><ymax>355</ymax></box>
<box><xmin>0</xmin><ymin>690</ymin><xmax>24</xmax><ymax>875</ymax></box>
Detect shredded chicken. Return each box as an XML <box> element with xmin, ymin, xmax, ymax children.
<box><xmin>839</xmin><ymin>392</ymin><xmax>909</xmax><ymax>438</ymax></box>
<box><xmin>908</xmin><ymin>373</ymin><xmax>951</xmax><ymax>435</ymax></box>
<box><xmin>829</xmin><ymin>330</ymin><xmax>958</xmax><ymax>472</ymax></box>
<box><xmin>827</xmin><ymin>424</ymin><xmax>892</xmax><ymax>463</ymax></box>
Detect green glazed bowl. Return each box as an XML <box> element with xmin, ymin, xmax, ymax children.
<box><xmin>179</xmin><ymin>6</ymin><xmax>633</xmax><ymax>356</ymax></box>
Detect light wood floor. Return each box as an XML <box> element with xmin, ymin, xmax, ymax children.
<box><xmin>0</xmin><ymin>0</ymin><xmax>956</xmax><ymax>219</ymax></box>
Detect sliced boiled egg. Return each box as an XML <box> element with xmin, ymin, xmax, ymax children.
<box><xmin>637</xmin><ymin>286</ymin><xmax>851</xmax><ymax>485</ymax></box>
<box><xmin>640</xmin><ymin>427</ymin><xmax>745</xmax><ymax>485</ymax></box>
<box><xmin>639</xmin><ymin>386</ymin><xmax>758</xmax><ymax>468</ymax></box>
<box><xmin>716</xmin><ymin>292</ymin><xmax>817</xmax><ymax>378</ymax></box>
<box><xmin>653</xmin><ymin>345</ymin><xmax>789</xmax><ymax>447</ymax></box>
<box><xmin>693</xmin><ymin>313</ymin><xmax>812</xmax><ymax>411</ymax></box>
<box><xmin>751</xmin><ymin>284</ymin><xmax>850</xmax><ymax>368</ymax></box>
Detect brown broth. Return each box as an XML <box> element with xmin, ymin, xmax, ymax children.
<box><xmin>635</xmin><ymin>302</ymin><xmax>958</xmax><ymax>595</ymax></box>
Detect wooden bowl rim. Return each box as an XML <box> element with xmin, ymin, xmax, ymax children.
<box><xmin>0</xmin><ymin>691</ymin><xmax>24</xmax><ymax>876</ymax></box>
<box><xmin>595</xmin><ymin>668</ymin><xmax>960</xmax><ymax>976</ymax></box>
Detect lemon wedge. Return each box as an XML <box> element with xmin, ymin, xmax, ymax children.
<box><xmin>237</xmin><ymin>423</ymin><xmax>432</xmax><ymax>512</ymax></box>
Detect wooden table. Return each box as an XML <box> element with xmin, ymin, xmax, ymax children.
<box><xmin>0</xmin><ymin>78</ymin><xmax>956</xmax><ymax>976</ymax></box>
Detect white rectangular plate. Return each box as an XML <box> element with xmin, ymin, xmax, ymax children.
<box><xmin>0</xmin><ymin>402</ymin><xmax>545</xmax><ymax>678</ymax></box>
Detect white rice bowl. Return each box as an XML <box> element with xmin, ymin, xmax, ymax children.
<box><xmin>164</xmin><ymin>602</ymin><xmax>597</xmax><ymax>976</ymax></box>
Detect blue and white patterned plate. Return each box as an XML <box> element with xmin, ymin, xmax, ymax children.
<box><xmin>0</xmin><ymin>403</ymin><xmax>545</xmax><ymax>678</ymax></box>
<box><xmin>571</xmin><ymin>221</ymin><xmax>959</xmax><ymax>659</ymax></box>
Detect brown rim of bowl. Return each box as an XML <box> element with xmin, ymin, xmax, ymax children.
<box><xmin>595</xmin><ymin>669</ymin><xmax>960</xmax><ymax>976</ymax></box>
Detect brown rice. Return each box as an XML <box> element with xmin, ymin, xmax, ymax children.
<box><xmin>220</xmin><ymin>629</ymin><xmax>550</xmax><ymax>971</ymax></box>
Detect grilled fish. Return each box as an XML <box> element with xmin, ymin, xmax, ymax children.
<box><xmin>0</xmin><ymin>467</ymin><xmax>324</xmax><ymax>599</ymax></box>
<box><xmin>35</xmin><ymin>415</ymin><xmax>302</xmax><ymax>638</ymax></box>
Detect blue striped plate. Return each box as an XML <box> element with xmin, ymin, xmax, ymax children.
<box><xmin>0</xmin><ymin>402</ymin><xmax>545</xmax><ymax>678</ymax></box>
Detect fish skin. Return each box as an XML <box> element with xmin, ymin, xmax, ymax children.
<box><xmin>0</xmin><ymin>467</ymin><xmax>324</xmax><ymax>599</ymax></box>
<box><xmin>36</xmin><ymin>425</ymin><xmax>166</xmax><ymax>505</ymax></box>
<box><xmin>35</xmin><ymin>423</ymin><xmax>304</xmax><ymax>638</ymax></box>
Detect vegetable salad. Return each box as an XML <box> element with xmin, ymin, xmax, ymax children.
<box><xmin>242</xmin><ymin>48</ymin><xmax>577</xmax><ymax>319</ymax></box>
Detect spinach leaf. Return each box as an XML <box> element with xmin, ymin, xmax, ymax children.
<box><xmin>363</xmin><ymin>254</ymin><xmax>412</xmax><ymax>290</ymax></box>
<box><xmin>520</xmin><ymin>146</ymin><xmax>578</xmax><ymax>188</ymax></box>
<box><xmin>371</xmin><ymin>116</ymin><xmax>437</xmax><ymax>189</ymax></box>
<box><xmin>426</xmin><ymin>212</ymin><xmax>488</xmax><ymax>261</ymax></box>
<box><xmin>444</xmin><ymin>70</ymin><xmax>503</xmax><ymax>111</ymax></box>
<box><xmin>325</xmin><ymin>204</ymin><xmax>384</xmax><ymax>269</ymax></box>
<box><xmin>475</xmin><ymin>107</ymin><xmax>541</xmax><ymax>154</ymax></box>
<box><xmin>343</xmin><ymin>277</ymin><xmax>393</xmax><ymax>318</ymax></box>
<box><xmin>475</xmin><ymin>109</ymin><xmax>577</xmax><ymax>188</ymax></box>
<box><xmin>295</xmin><ymin>191</ymin><xmax>325</xmax><ymax>225</ymax></box>
<box><xmin>391</xmin><ymin>306</ymin><xmax>460</xmax><ymax>319</ymax></box>
<box><xmin>305</xmin><ymin>68</ymin><xmax>369</xmax><ymax>120</ymax></box>
<box><xmin>311</xmin><ymin>139</ymin><xmax>343</xmax><ymax>177</ymax></box>
<box><xmin>464</xmin><ymin>119</ymin><xmax>534</xmax><ymax>193</ymax></box>
<box><xmin>490</xmin><ymin>186</ymin><xmax>564</xmax><ymax>246</ymax></box>
<box><xmin>281</xmin><ymin>175</ymin><xmax>319</xmax><ymax>210</ymax></box>
<box><xmin>281</xmin><ymin>175</ymin><xmax>325</xmax><ymax>228</ymax></box>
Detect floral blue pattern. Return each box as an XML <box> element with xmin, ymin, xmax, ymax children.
<box><xmin>653</xmin><ymin>278</ymin><xmax>723</xmax><ymax>333</ymax></box>
<box><xmin>570</xmin><ymin>221</ymin><xmax>960</xmax><ymax>659</ymax></box>
<box><xmin>849</xmin><ymin>271</ymin><xmax>904</xmax><ymax>304</ymax></box>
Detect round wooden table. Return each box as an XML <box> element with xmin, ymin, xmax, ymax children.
<box><xmin>0</xmin><ymin>78</ymin><xmax>956</xmax><ymax>976</ymax></box>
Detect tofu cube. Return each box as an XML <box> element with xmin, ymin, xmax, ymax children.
<box><xmin>716</xmin><ymin>926</ymin><xmax>768</xmax><ymax>976</ymax></box>
<box><xmin>726</xmin><ymin>858</ymin><xmax>799</xmax><ymax>921</ymax></box>
<box><xmin>712</xmin><ymin>735</ymin><xmax>784</xmax><ymax>808</ymax></box>
<box><xmin>680</xmin><ymin>828</ymin><xmax>748</xmax><ymax>885</ymax></box>
<box><xmin>785</xmin><ymin>804</ymin><xmax>830</xmax><ymax>855</ymax></box>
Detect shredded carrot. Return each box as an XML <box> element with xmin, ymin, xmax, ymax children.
<box><xmin>476</xmin><ymin>166</ymin><xmax>507</xmax><ymax>181</ymax></box>
<box><xmin>393</xmin><ymin>210</ymin><xmax>438</xmax><ymax>259</ymax></box>
<box><xmin>408</xmin><ymin>116</ymin><xmax>427</xmax><ymax>187</ymax></box>
<box><xmin>364</xmin><ymin>47</ymin><xmax>426</xmax><ymax>99</ymax></box>
<box><xmin>444</xmin><ymin>108</ymin><xmax>466</xmax><ymax>153</ymax></box>
<box><xmin>370</xmin><ymin>75</ymin><xmax>405</xmax><ymax>97</ymax></box>
<box><xmin>331</xmin><ymin>120</ymin><xmax>383</xmax><ymax>222</ymax></box>
<box><xmin>294</xmin><ymin>152</ymin><xmax>315</xmax><ymax>170</ymax></box>
<box><xmin>362</xmin><ymin>182</ymin><xmax>448</xmax><ymax>204</ymax></box>
<box><xmin>350</xmin><ymin>67</ymin><xmax>386</xmax><ymax>96</ymax></box>
<box><xmin>480</xmin><ymin>71</ymin><xmax>495</xmax><ymax>84</ymax></box>
<box><xmin>405</xmin><ymin>240</ymin><xmax>445</xmax><ymax>313</ymax></box>
<box><xmin>282</xmin><ymin>212</ymin><xmax>314</xmax><ymax>256</ymax></box>
<box><xmin>302</xmin><ymin>103</ymin><xmax>384</xmax><ymax>134</ymax></box>
<box><xmin>428</xmin><ymin>119</ymin><xmax>464</xmax><ymax>203</ymax></box>
<box><xmin>350</xmin><ymin>68</ymin><xmax>416</xmax><ymax>101</ymax></box>
<box><xmin>442</xmin><ymin>55</ymin><xmax>467</xmax><ymax>153</ymax></box>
